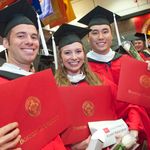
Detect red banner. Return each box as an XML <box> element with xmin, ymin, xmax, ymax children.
<box><xmin>133</xmin><ymin>13</ymin><xmax>150</xmax><ymax>34</ymax></box>
<box><xmin>0</xmin><ymin>0</ymin><xmax>16</xmax><ymax>9</ymax></box>
<box><xmin>0</xmin><ymin>0</ymin><xmax>76</xmax><ymax>27</ymax></box>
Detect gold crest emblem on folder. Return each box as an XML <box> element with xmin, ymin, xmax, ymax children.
<box><xmin>139</xmin><ymin>75</ymin><xmax>150</xmax><ymax>88</ymax></box>
<box><xmin>25</xmin><ymin>96</ymin><xmax>41</xmax><ymax>117</ymax></box>
<box><xmin>82</xmin><ymin>100</ymin><xmax>95</xmax><ymax>117</ymax></box>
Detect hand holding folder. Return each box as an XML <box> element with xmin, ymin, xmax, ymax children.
<box><xmin>0</xmin><ymin>69</ymin><xmax>70</xmax><ymax>150</ymax></box>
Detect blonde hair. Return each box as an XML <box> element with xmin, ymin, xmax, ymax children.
<box><xmin>55</xmin><ymin>45</ymin><xmax>103</xmax><ymax>86</ymax></box>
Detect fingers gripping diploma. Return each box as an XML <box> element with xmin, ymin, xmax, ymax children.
<box><xmin>0</xmin><ymin>122</ymin><xmax>22</xmax><ymax>150</ymax></box>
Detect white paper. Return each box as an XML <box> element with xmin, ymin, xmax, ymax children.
<box><xmin>88</xmin><ymin>119</ymin><xmax>129</xmax><ymax>148</ymax></box>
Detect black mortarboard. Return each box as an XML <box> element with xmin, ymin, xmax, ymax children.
<box><xmin>134</xmin><ymin>33</ymin><xmax>150</xmax><ymax>41</ymax></box>
<box><xmin>34</xmin><ymin>54</ymin><xmax>54</xmax><ymax>72</ymax></box>
<box><xmin>134</xmin><ymin>32</ymin><xmax>150</xmax><ymax>48</ymax></box>
<box><xmin>78</xmin><ymin>6</ymin><xmax>121</xmax><ymax>27</ymax></box>
<box><xmin>54</xmin><ymin>23</ymin><xmax>91</xmax><ymax>49</ymax></box>
<box><xmin>0</xmin><ymin>0</ymin><xmax>38</xmax><ymax>37</ymax></box>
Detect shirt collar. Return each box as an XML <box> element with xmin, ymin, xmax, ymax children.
<box><xmin>67</xmin><ymin>72</ymin><xmax>85</xmax><ymax>83</ymax></box>
<box><xmin>87</xmin><ymin>49</ymin><xmax>115</xmax><ymax>62</ymax></box>
<box><xmin>0</xmin><ymin>63</ymin><xmax>32</xmax><ymax>76</ymax></box>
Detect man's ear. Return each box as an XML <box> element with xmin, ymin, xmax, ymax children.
<box><xmin>3</xmin><ymin>38</ymin><xmax>9</xmax><ymax>49</ymax></box>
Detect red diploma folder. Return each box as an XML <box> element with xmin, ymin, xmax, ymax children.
<box><xmin>0</xmin><ymin>69</ymin><xmax>70</xmax><ymax>150</ymax></box>
<box><xmin>58</xmin><ymin>85</ymin><xmax>116</xmax><ymax>145</ymax></box>
<box><xmin>117</xmin><ymin>57</ymin><xmax>150</xmax><ymax>108</ymax></box>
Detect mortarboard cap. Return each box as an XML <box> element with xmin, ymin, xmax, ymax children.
<box><xmin>0</xmin><ymin>0</ymin><xmax>38</xmax><ymax>37</ymax></box>
<box><xmin>54</xmin><ymin>23</ymin><xmax>91</xmax><ymax>49</ymax></box>
<box><xmin>34</xmin><ymin>54</ymin><xmax>55</xmax><ymax>72</ymax></box>
<box><xmin>134</xmin><ymin>33</ymin><xmax>150</xmax><ymax>41</ymax></box>
<box><xmin>78</xmin><ymin>6</ymin><xmax>121</xmax><ymax>27</ymax></box>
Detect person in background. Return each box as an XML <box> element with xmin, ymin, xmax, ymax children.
<box><xmin>133</xmin><ymin>32</ymin><xmax>150</xmax><ymax>60</ymax></box>
<box><xmin>0</xmin><ymin>0</ymin><xmax>66</xmax><ymax>149</ymax></box>
<box><xmin>78</xmin><ymin>6</ymin><xmax>150</xmax><ymax>149</ymax></box>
